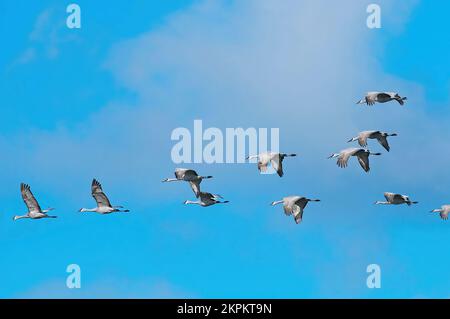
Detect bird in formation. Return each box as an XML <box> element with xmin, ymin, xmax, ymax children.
<box><xmin>357</xmin><ymin>92</ymin><xmax>407</xmax><ymax>106</ymax></box>
<box><xmin>79</xmin><ymin>179</ymin><xmax>130</xmax><ymax>214</ymax></box>
<box><xmin>246</xmin><ymin>151</ymin><xmax>297</xmax><ymax>177</ymax></box>
<box><xmin>271</xmin><ymin>196</ymin><xmax>320</xmax><ymax>224</ymax></box>
<box><xmin>13</xmin><ymin>183</ymin><xmax>56</xmax><ymax>221</ymax></box>
<box><xmin>328</xmin><ymin>148</ymin><xmax>381</xmax><ymax>172</ymax></box>
<box><xmin>162</xmin><ymin>168</ymin><xmax>212</xmax><ymax>198</ymax></box>
<box><xmin>375</xmin><ymin>192</ymin><xmax>418</xmax><ymax>206</ymax></box>
<box><xmin>347</xmin><ymin>131</ymin><xmax>397</xmax><ymax>152</ymax></box>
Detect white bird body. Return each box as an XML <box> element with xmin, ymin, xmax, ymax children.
<box><xmin>375</xmin><ymin>192</ymin><xmax>418</xmax><ymax>206</ymax></box>
<box><xmin>431</xmin><ymin>205</ymin><xmax>450</xmax><ymax>220</ymax></box>
<box><xmin>271</xmin><ymin>196</ymin><xmax>320</xmax><ymax>224</ymax></box>
<box><xmin>184</xmin><ymin>192</ymin><xmax>228</xmax><ymax>207</ymax></box>
<box><xmin>247</xmin><ymin>152</ymin><xmax>297</xmax><ymax>177</ymax></box>
<box><xmin>328</xmin><ymin>148</ymin><xmax>381</xmax><ymax>172</ymax></box>
<box><xmin>348</xmin><ymin>130</ymin><xmax>398</xmax><ymax>152</ymax></box>
<box><xmin>357</xmin><ymin>92</ymin><xmax>407</xmax><ymax>106</ymax></box>
<box><xmin>13</xmin><ymin>183</ymin><xmax>56</xmax><ymax>221</ymax></box>
<box><xmin>162</xmin><ymin>168</ymin><xmax>212</xmax><ymax>197</ymax></box>
<box><xmin>79</xmin><ymin>179</ymin><xmax>129</xmax><ymax>214</ymax></box>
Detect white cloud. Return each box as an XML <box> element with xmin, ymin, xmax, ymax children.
<box><xmin>19</xmin><ymin>277</ymin><xmax>194</xmax><ymax>299</ymax></box>
<box><xmin>11</xmin><ymin>6</ymin><xmax>79</xmax><ymax>67</ymax></box>
<box><xmin>5</xmin><ymin>0</ymin><xmax>450</xmax><ymax>298</ymax></box>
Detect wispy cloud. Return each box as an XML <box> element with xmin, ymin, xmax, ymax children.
<box><xmin>19</xmin><ymin>277</ymin><xmax>194</xmax><ymax>299</ymax></box>
<box><xmin>11</xmin><ymin>7</ymin><xmax>79</xmax><ymax>68</ymax></box>
<box><xmin>4</xmin><ymin>0</ymin><xmax>450</xmax><ymax>298</ymax></box>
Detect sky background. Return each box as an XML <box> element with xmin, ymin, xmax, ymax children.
<box><xmin>0</xmin><ymin>0</ymin><xmax>449</xmax><ymax>298</ymax></box>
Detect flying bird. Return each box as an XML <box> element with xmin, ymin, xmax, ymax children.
<box><xmin>13</xmin><ymin>183</ymin><xmax>56</xmax><ymax>221</ymax></box>
<box><xmin>357</xmin><ymin>92</ymin><xmax>407</xmax><ymax>106</ymax></box>
<box><xmin>375</xmin><ymin>192</ymin><xmax>418</xmax><ymax>206</ymax></box>
<box><xmin>162</xmin><ymin>168</ymin><xmax>212</xmax><ymax>198</ymax></box>
<box><xmin>430</xmin><ymin>205</ymin><xmax>450</xmax><ymax>220</ymax></box>
<box><xmin>328</xmin><ymin>148</ymin><xmax>381</xmax><ymax>172</ymax></box>
<box><xmin>348</xmin><ymin>131</ymin><xmax>398</xmax><ymax>152</ymax></box>
<box><xmin>246</xmin><ymin>152</ymin><xmax>297</xmax><ymax>177</ymax></box>
<box><xmin>184</xmin><ymin>192</ymin><xmax>229</xmax><ymax>207</ymax></box>
<box><xmin>271</xmin><ymin>196</ymin><xmax>320</xmax><ymax>224</ymax></box>
<box><xmin>79</xmin><ymin>179</ymin><xmax>130</xmax><ymax>214</ymax></box>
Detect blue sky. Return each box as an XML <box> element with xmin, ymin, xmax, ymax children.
<box><xmin>0</xmin><ymin>0</ymin><xmax>449</xmax><ymax>298</ymax></box>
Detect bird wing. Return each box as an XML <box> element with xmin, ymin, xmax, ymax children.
<box><xmin>377</xmin><ymin>92</ymin><xmax>391</xmax><ymax>102</ymax></box>
<box><xmin>282</xmin><ymin>196</ymin><xmax>301</xmax><ymax>215</ymax></box>
<box><xmin>199</xmin><ymin>192</ymin><xmax>218</xmax><ymax>204</ymax></box>
<box><xmin>21</xmin><ymin>183</ymin><xmax>42</xmax><ymax>213</ymax></box>
<box><xmin>365</xmin><ymin>93</ymin><xmax>378</xmax><ymax>105</ymax></box>
<box><xmin>189</xmin><ymin>180</ymin><xmax>201</xmax><ymax>198</ymax></box>
<box><xmin>293</xmin><ymin>207</ymin><xmax>303</xmax><ymax>224</ymax></box>
<box><xmin>337</xmin><ymin>150</ymin><xmax>353</xmax><ymax>168</ymax></box>
<box><xmin>376</xmin><ymin>135</ymin><xmax>390</xmax><ymax>152</ymax></box>
<box><xmin>358</xmin><ymin>131</ymin><xmax>376</xmax><ymax>147</ymax></box>
<box><xmin>181</xmin><ymin>169</ymin><xmax>198</xmax><ymax>180</ymax></box>
<box><xmin>91</xmin><ymin>179</ymin><xmax>112</xmax><ymax>208</ymax></box>
<box><xmin>174</xmin><ymin>168</ymin><xmax>189</xmax><ymax>180</ymax></box>
<box><xmin>383</xmin><ymin>193</ymin><xmax>394</xmax><ymax>202</ymax></box>
<box><xmin>356</xmin><ymin>152</ymin><xmax>370</xmax><ymax>172</ymax></box>
<box><xmin>283</xmin><ymin>204</ymin><xmax>293</xmax><ymax>215</ymax></box>
<box><xmin>393</xmin><ymin>194</ymin><xmax>405</xmax><ymax>202</ymax></box>
<box><xmin>271</xmin><ymin>154</ymin><xmax>284</xmax><ymax>177</ymax></box>
<box><xmin>294</xmin><ymin>197</ymin><xmax>308</xmax><ymax>210</ymax></box>
<box><xmin>258</xmin><ymin>161</ymin><xmax>268</xmax><ymax>173</ymax></box>
<box><xmin>440</xmin><ymin>211</ymin><xmax>449</xmax><ymax>220</ymax></box>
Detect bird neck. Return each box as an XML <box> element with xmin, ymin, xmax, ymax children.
<box><xmin>80</xmin><ymin>208</ymin><xmax>97</xmax><ymax>212</ymax></box>
<box><xmin>14</xmin><ymin>215</ymin><xmax>29</xmax><ymax>220</ymax></box>
<box><xmin>163</xmin><ymin>178</ymin><xmax>179</xmax><ymax>182</ymax></box>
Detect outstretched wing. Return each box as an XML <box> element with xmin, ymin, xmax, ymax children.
<box><xmin>258</xmin><ymin>161</ymin><xmax>268</xmax><ymax>173</ymax></box>
<box><xmin>91</xmin><ymin>179</ymin><xmax>112</xmax><ymax>208</ymax></box>
<box><xmin>356</xmin><ymin>152</ymin><xmax>370</xmax><ymax>172</ymax></box>
<box><xmin>177</xmin><ymin>169</ymin><xmax>198</xmax><ymax>181</ymax></box>
<box><xmin>377</xmin><ymin>92</ymin><xmax>391</xmax><ymax>101</ymax></box>
<box><xmin>21</xmin><ymin>183</ymin><xmax>42</xmax><ymax>213</ymax></box>
<box><xmin>392</xmin><ymin>194</ymin><xmax>404</xmax><ymax>203</ymax></box>
<box><xmin>189</xmin><ymin>180</ymin><xmax>201</xmax><ymax>198</ymax></box>
<box><xmin>293</xmin><ymin>198</ymin><xmax>308</xmax><ymax>224</ymax></box>
<box><xmin>271</xmin><ymin>154</ymin><xmax>284</xmax><ymax>177</ymax></box>
<box><xmin>337</xmin><ymin>151</ymin><xmax>353</xmax><ymax>168</ymax></box>
<box><xmin>377</xmin><ymin>135</ymin><xmax>390</xmax><ymax>152</ymax></box>
<box><xmin>358</xmin><ymin>131</ymin><xmax>376</xmax><ymax>147</ymax></box>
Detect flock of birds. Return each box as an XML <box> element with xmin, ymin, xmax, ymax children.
<box><xmin>12</xmin><ymin>92</ymin><xmax>449</xmax><ymax>223</ymax></box>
